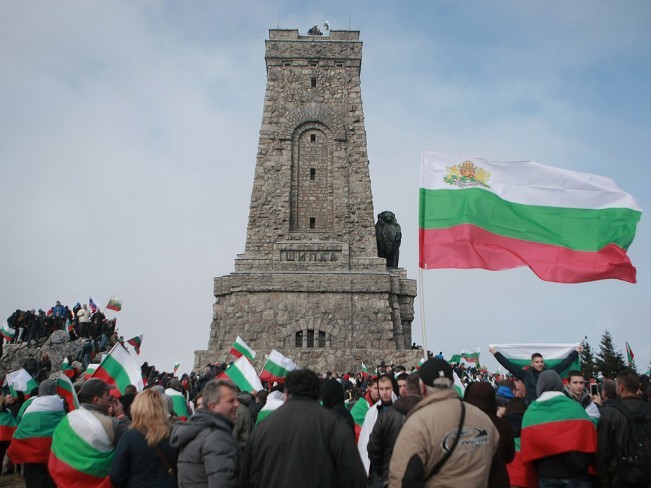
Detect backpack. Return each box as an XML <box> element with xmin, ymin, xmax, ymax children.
<box><xmin>610</xmin><ymin>400</ymin><xmax>651</xmax><ymax>485</ymax></box>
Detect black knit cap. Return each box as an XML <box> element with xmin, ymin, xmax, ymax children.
<box><xmin>418</xmin><ymin>358</ymin><xmax>453</xmax><ymax>386</ymax></box>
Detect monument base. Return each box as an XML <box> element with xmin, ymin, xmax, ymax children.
<box><xmin>194</xmin><ymin>348</ymin><xmax>424</xmax><ymax>374</ymax></box>
<box><xmin>195</xmin><ymin>267</ymin><xmax>417</xmax><ymax>373</ymax></box>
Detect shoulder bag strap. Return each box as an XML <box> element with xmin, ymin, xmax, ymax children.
<box><xmin>426</xmin><ymin>397</ymin><xmax>466</xmax><ymax>481</ymax></box>
<box><xmin>154</xmin><ymin>444</ymin><xmax>176</xmax><ymax>478</ymax></box>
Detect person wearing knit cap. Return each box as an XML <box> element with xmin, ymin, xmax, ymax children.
<box><xmin>388</xmin><ymin>359</ymin><xmax>499</xmax><ymax>487</ymax></box>
<box><xmin>521</xmin><ymin>370</ymin><xmax>596</xmax><ymax>487</ymax></box>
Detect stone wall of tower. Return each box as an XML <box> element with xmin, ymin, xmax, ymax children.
<box><xmin>241</xmin><ymin>30</ymin><xmax>379</xmax><ymax>269</ymax></box>
<box><xmin>195</xmin><ymin>29</ymin><xmax>420</xmax><ymax>372</ymax></box>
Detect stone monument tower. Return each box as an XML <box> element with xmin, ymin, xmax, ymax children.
<box><xmin>194</xmin><ymin>28</ymin><xmax>419</xmax><ymax>372</ymax></box>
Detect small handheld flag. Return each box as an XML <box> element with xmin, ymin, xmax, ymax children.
<box><xmin>126</xmin><ymin>335</ymin><xmax>143</xmax><ymax>355</ymax></box>
<box><xmin>106</xmin><ymin>297</ymin><xmax>122</xmax><ymax>312</ymax></box>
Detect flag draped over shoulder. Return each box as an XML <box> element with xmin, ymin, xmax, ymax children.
<box><xmin>8</xmin><ymin>395</ymin><xmax>66</xmax><ymax>464</ymax></box>
<box><xmin>222</xmin><ymin>357</ymin><xmax>263</xmax><ymax>392</ymax></box>
<box><xmin>0</xmin><ymin>410</ymin><xmax>17</xmax><ymax>442</ymax></box>
<box><xmin>419</xmin><ymin>152</ymin><xmax>641</xmax><ymax>283</ymax></box>
<box><xmin>507</xmin><ymin>438</ymin><xmax>538</xmax><ymax>488</ymax></box>
<box><xmin>49</xmin><ymin>408</ymin><xmax>114</xmax><ymax>488</ymax></box>
<box><xmin>91</xmin><ymin>343</ymin><xmax>144</xmax><ymax>393</ymax></box>
<box><xmin>259</xmin><ymin>350</ymin><xmax>299</xmax><ymax>384</ymax></box>
<box><xmin>490</xmin><ymin>343</ymin><xmax>579</xmax><ymax>377</ymax></box>
<box><xmin>230</xmin><ymin>335</ymin><xmax>256</xmax><ymax>362</ymax></box>
<box><xmin>521</xmin><ymin>391</ymin><xmax>596</xmax><ymax>464</ymax></box>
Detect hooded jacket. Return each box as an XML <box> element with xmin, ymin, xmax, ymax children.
<box><xmin>320</xmin><ymin>378</ymin><xmax>355</xmax><ymax>434</ymax></box>
<box><xmin>170</xmin><ymin>409</ymin><xmax>239</xmax><ymax>488</ymax></box>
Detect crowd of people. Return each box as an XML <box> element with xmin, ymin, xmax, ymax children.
<box><xmin>3</xmin><ymin>300</ymin><xmax>119</xmax><ymax>362</ymax></box>
<box><xmin>1</xmin><ymin>345</ymin><xmax>650</xmax><ymax>488</ymax></box>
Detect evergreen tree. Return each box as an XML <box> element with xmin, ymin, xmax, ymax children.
<box><xmin>595</xmin><ymin>329</ymin><xmax>626</xmax><ymax>378</ymax></box>
<box><xmin>579</xmin><ymin>336</ymin><xmax>596</xmax><ymax>379</ymax></box>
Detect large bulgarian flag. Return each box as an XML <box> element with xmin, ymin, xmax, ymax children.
<box><xmin>8</xmin><ymin>394</ymin><xmax>66</xmax><ymax>464</ymax></box>
<box><xmin>419</xmin><ymin>152</ymin><xmax>641</xmax><ymax>283</ymax></box>
<box><xmin>230</xmin><ymin>335</ymin><xmax>256</xmax><ymax>362</ymax></box>
<box><xmin>520</xmin><ymin>391</ymin><xmax>596</xmax><ymax>465</ymax></box>
<box><xmin>49</xmin><ymin>408</ymin><xmax>114</xmax><ymax>488</ymax></box>
<box><xmin>259</xmin><ymin>350</ymin><xmax>299</xmax><ymax>384</ymax></box>
<box><xmin>222</xmin><ymin>356</ymin><xmax>264</xmax><ymax>392</ymax></box>
<box><xmin>91</xmin><ymin>343</ymin><xmax>144</xmax><ymax>393</ymax></box>
<box><xmin>490</xmin><ymin>343</ymin><xmax>579</xmax><ymax>377</ymax></box>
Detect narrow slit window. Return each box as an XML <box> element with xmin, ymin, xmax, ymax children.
<box><xmin>311</xmin><ymin>77</ymin><xmax>317</xmax><ymax>88</ymax></box>
<box><xmin>310</xmin><ymin>134</ymin><xmax>316</xmax><ymax>142</ymax></box>
<box><xmin>307</xmin><ymin>329</ymin><xmax>314</xmax><ymax>348</ymax></box>
<box><xmin>309</xmin><ymin>218</ymin><xmax>316</xmax><ymax>229</ymax></box>
<box><xmin>310</xmin><ymin>168</ymin><xmax>316</xmax><ymax>180</ymax></box>
<box><xmin>295</xmin><ymin>331</ymin><xmax>303</xmax><ymax>347</ymax></box>
<box><xmin>318</xmin><ymin>331</ymin><xmax>326</xmax><ymax>348</ymax></box>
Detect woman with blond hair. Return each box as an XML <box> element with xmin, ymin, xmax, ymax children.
<box><xmin>109</xmin><ymin>389</ymin><xmax>178</xmax><ymax>487</ymax></box>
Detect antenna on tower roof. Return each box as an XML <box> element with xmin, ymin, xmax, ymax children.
<box><xmin>277</xmin><ymin>10</ymin><xmax>280</xmax><ymax>28</ymax></box>
<box><xmin>348</xmin><ymin>10</ymin><xmax>351</xmax><ymax>30</ymax></box>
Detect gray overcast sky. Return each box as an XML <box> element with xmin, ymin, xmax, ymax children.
<box><xmin>1</xmin><ymin>1</ymin><xmax>649</xmax><ymax>375</ymax></box>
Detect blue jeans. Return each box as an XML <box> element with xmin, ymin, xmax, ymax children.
<box><xmin>538</xmin><ymin>475</ymin><xmax>591</xmax><ymax>488</ymax></box>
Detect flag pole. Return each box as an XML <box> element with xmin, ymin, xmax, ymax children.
<box><xmin>418</xmin><ymin>268</ymin><xmax>429</xmax><ymax>360</ymax></box>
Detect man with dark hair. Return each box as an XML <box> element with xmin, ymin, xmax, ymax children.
<box><xmin>396</xmin><ymin>372</ymin><xmax>409</xmax><ymax>397</ymax></box>
<box><xmin>489</xmin><ymin>345</ymin><xmax>582</xmax><ymax>404</ymax></box>
<box><xmin>240</xmin><ymin>369</ymin><xmax>366</xmax><ymax>488</ymax></box>
<box><xmin>171</xmin><ymin>379</ymin><xmax>240</xmax><ymax>488</ymax></box>
<box><xmin>564</xmin><ymin>370</ymin><xmax>600</xmax><ymax>421</ymax></box>
<box><xmin>359</xmin><ymin>374</ymin><xmax>396</xmax><ymax>480</ymax></box>
<box><xmin>597</xmin><ymin>368</ymin><xmax>651</xmax><ymax>487</ymax></box>
<box><xmin>368</xmin><ymin>373</ymin><xmax>422</xmax><ymax>487</ymax></box>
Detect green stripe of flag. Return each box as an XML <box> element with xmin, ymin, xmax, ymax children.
<box><xmin>51</xmin><ymin>414</ymin><xmax>114</xmax><ymax>477</ymax></box>
<box><xmin>419</xmin><ymin>188</ymin><xmax>640</xmax><ymax>252</ymax></box>
<box><xmin>13</xmin><ymin>411</ymin><xmax>65</xmax><ymax>439</ymax></box>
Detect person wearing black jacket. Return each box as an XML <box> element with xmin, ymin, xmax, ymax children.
<box><xmin>489</xmin><ymin>345</ymin><xmax>582</xmax><ymax>404</ymax></box>
<box><xmin>240</xmin><ymin>369</ymin><xmax>366</xmax><ymax>488</ymax></box>
<box><xmin>597</xmin><ymin>368</ymin><xmax>651</xmax><ymax>487</ymax></box>
<box><xmin>367</xmin><ymin>373</ymin><xmax>422</xmax><ymax>487</ymax></box>
<box><xmin>320</xmin><ymin>377</ymin><xmax>355</xmax><ymax>434</ymax></box>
